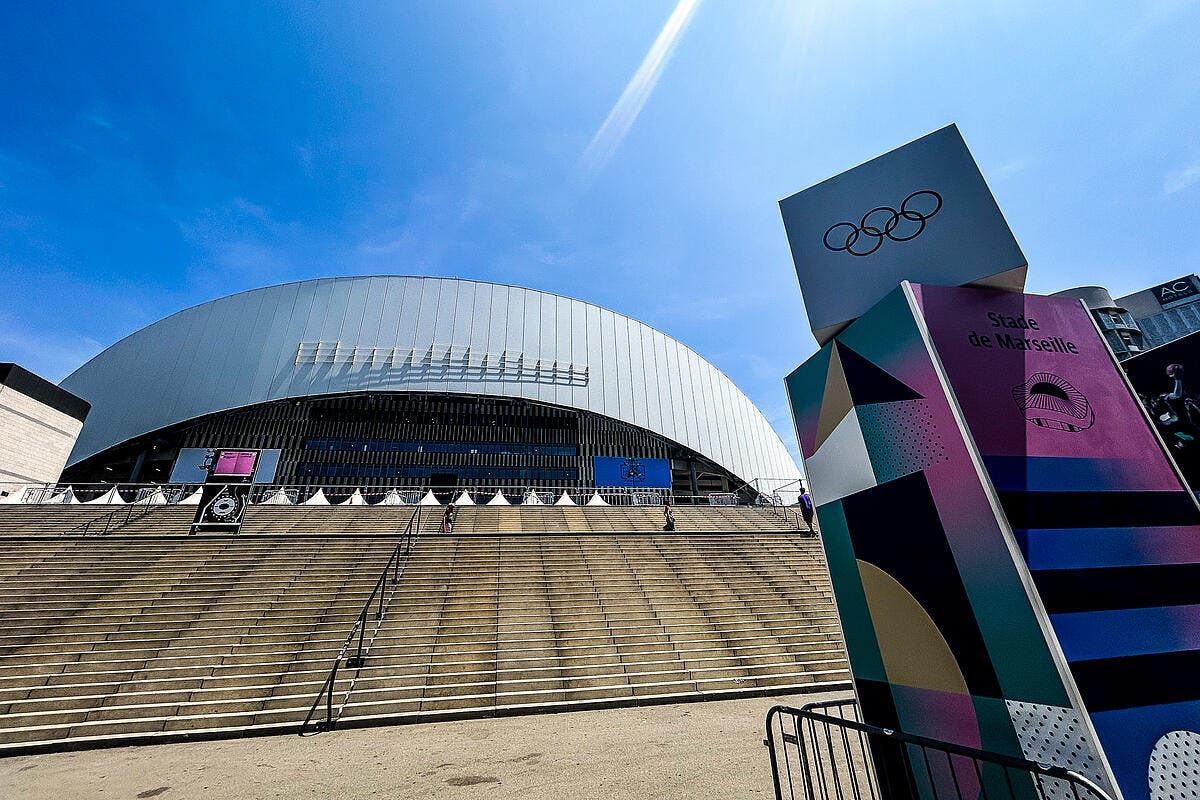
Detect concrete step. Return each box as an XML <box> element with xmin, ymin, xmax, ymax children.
<box><xmin>0</xmin><ymin>529</ymin><xmax>844</xmax><ymax>754</ymax></box>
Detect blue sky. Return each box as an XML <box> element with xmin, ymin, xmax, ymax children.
<box><xmin>2</xmin><ymin>1</ymin><xmax>1198</xmax><ymax>463</ymax></box>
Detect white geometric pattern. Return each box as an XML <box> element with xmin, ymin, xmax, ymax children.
<box><xmin>806</xmin><ymin>408</ymin><xmax>877</xmax><ymax>506</ymax></box>
<box><xmin>1149</xmin><ymin>730</ymin><xmax>1200</xmax><ymax>800</ymax></box>
<box><xmin>1005</xmin><ymin>700</ymin><xmax>1113</xmax><ymax>799</ymax></box>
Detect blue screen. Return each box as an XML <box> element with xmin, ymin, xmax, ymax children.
<box><xmin>593</xmin><ymin>456</ymin><xmax>671</xmax><ymax>487</ymax></box>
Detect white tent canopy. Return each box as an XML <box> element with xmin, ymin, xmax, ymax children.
<box><xmin>19</xmin><ymin>487</ymin><xmax>72</xmax><ymax>505</ymax></box>
<box><xmin>0</xmin><ymin>486</ymin><xmax>30</xmax><ymax>505</ymax></box>
<box><xmin>259</xmin><ymin>488</ymin><xmax>293</xmax><ymax>505</ymax></box>
<box><xmin>342</xmin><ymin>489</ymin><xmax>367</xmax><ymax>506</ymax></box>
<box><xmin>418</xmin><ymin>490</ymin><xmax>441</xmax><ymax>506</ymax></box>
<box><xmin>453</xmin><ymin>490</ymin><xmax>475</xmax><ymax>506</ymax></box>
<box><xmin>486</xmin><ymin>491</ymin><xmax>510</xmax><ymax>506</ymax></box>
<box><xmin>586</xmin><ymin>492</ymin><xmax>609</xmax><ymax>506</ymax></box>
<box><xmin>85</xmin><ymin>486</ymin><xmax>124</xmax><ymax>505</ymax></box>
<box><xmin>141</xmin><ymin>488</ymin><xmax>168</xmax><ymax>505</ymax></box>
<box><xmin>303</xmin><ymin>488</ymin><xmax>330</xmax><ymax>506</ymax></box>
<box><xmin>177</xmin><ymin>487</ymin><xmax>203</xmax><ymax>505</ymax></box>
<box><xmin>381</xmin><ymin>489</ymin><xmax>406</xmax><ymax>506</ymax></box>
<box><xmin>555</xmin><ymin>491</ymin><xmax>576</xmax><ymax>506</ymax></box>
<box><xmin>523</xmin><ymin>491</ymin><xmax>543</xmax><ymax>505</ymax></box>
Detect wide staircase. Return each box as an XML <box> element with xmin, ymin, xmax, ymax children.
<box><xmin>0</xmin><ymin>504</ymin><xmax>197</xmax><ymax>536</ymax></box>
<box><xmin>319</xmin><ymin>533</ymin><xmax>844</xmax><ymax>728</ymax></box>
<box><xmin>242</xmin><ymin>505</ymin><xmax>802</xmax><ymax>535</ymax></box>
<box><xmin>0</xmin><ymin>504</ymin><xmax>802</xmax><ymax>537</ymax></box>
<box><xmin>0</xmin><ymin>507</ymin><xmax>845</xmax><ymax>755</ymax></box>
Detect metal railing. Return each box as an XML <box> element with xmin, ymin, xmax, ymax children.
<box><xmin>737</xmin><ymin>476</ymin><xmax>807</xmax><ymax>507</ymax></box>
<box><xmin>2</xmin><ymin>481</ymin><xmax>786</xmax><ymax>508</ymax></box>
<box><xmin>299</xmin><ymin>505</ymin><xmax>423</xmax><ymax>735</ymax></box>
<box><xmin>765</xmin><ymin>699</ymin><xmax>1113</xmax><ymax>800</ymax></box>
<box><xmin>67</xmin><ymin>492</ymin><xmax>167</xmax><ymax>536</ymax></box>
<box><xmin>0</xmin><ymin>482</ymin><xmax>201</xmax><ymax>505</ymax></box>
<box><xmin>1</xmin><ymin>480</ymin><xmax>819</xmax><ymax>524</ymax></box>
<box><xmin>756</xmin><ymin>493</ymin><xmax>807</xmax><ymax>532</ymax></box>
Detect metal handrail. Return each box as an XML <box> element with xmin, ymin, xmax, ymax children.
<box><xmin>67</xmin><ymin>494</ymin><xmax>164</xmax><ymax>536</ymax></box>
<box><xmin>752</xmin><ymin>492</ymin><xmax>807</xmax><ymax>531</ymax></box>
<box><xmin>733</xmin><ymin>476</ymin><xmax>807</xmax><ymax>503</ymax></box>
<box><xmin>765</xmin><ymin>699</ymin><xmax>1113</xmax><ymax>800</ymax></box>
<box><xmin>1</xmin><ymin>480</ymin><xmax>810</xmax><ymax>509</ymax></box>
<box><xmin>298</xmin><ymin>505</ymin><xmax>423</xmax><ymax>735</ymax></box>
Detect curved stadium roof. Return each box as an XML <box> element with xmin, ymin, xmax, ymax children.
<box><xmin>60</xmin><ymin>276</ymin><xmax>800</xmax><ymax>486</ymax></box>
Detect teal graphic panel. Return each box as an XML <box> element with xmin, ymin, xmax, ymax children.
<box><xmin>786</xmin><ymin>284</ymin><xmax>1113</xmax><ymax>797</ymax></box>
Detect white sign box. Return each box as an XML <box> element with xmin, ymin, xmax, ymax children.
<box><xmin>779</xmin><ymin>124</ymin><xmax>1027</xmax><ymax>344</ymax></box>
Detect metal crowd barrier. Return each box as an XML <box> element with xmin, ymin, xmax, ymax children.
<box><xmin>765</xmin><ymin>699</ymin><xmax>1112</xmax><ymax>800</ymax></box>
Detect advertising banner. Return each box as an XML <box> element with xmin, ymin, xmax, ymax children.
<box><xmin>170</xmin><ymin>447</ymin><xmax>280</xmax><ymax>484</ymax></box>
<box><xmin>176</xmin><ymin>447</ymin><xmax>269</xmax><ymax>534</ymax></box>
<box><xmin>779</xmin><ymin>124</ymin><xmax>1026</xmax><ymax>344</ymax></box>
<box><xmin>213</xmin><ymin>450</ymin><xmax>257</xmax><ymax>477</ymax></box>
<box><xmin>916</xmin><ymin>284</ymin><xmax>1200</xmax><ymax>800</ymax></box>
<box><xmin>1124</xmin><ymin>329</ymin><xmax>1200</xmax><ymax>486</ymax></box>
<box><xmin>592</xmin><ymin>456</ymin><xmax>671</xmax><ymax>488</ymax></box>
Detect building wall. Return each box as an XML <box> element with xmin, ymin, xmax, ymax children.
<box><xmin>1117</xmin><ymin>274</ymin><xmax>1200</xmax><ymax>350</ymax></box>
<box><xmin>1052</xmin><ymin>286</ymin><xmax>1145</xmax><ymax>359</ymax></box>
<box><xmin>60</xmin><ymin>276</ymin><xmax>799</xmax><ymax>488</ymax></box>
<box><xmin>1132</xmin><ymin>301</ymin><xmax>1200</xmax><ymax>349</ymax></box>
<box><xmin>0</xmin><ymin>382</ymin><xmax>85</xmax><ymax>485</ymax></box>
<box><xmin>62</xmin><ymin>391</ymin><xmax>741</xmax><ymax>494</ymax></box>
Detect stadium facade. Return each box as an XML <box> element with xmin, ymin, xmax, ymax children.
<box><xmin>59</xmin><ymin>276</ymin><xmax>800</xmax><ymax>497</ymax></box>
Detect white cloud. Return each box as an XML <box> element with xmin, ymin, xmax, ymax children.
<box><xmin>83</xmin><ymin>111</ymin><xmax>114</xmax><ymax>130</ymax></box>
<box><xmin>0</xmin><ymin>313</ymin><xmax>103</xmax><ymax>382</ymax></box>
<box><xmin>579</xmin><ymin>0</ymin><xmax>701</xmax><ymax>181</ymax></box>
<box><xmin>231</xmin><ymin>197</ymin><xmax>271</xmax><ymax>221</ymax></box>
<box><xmin>519</xmin><ymin>242</ymin><xmax>571</xmax><ymax>267</ymax></box>
<box><xmin>79</xmin><ymin>104</ymin><xmax>130</xmax><ymax>141</ymax></box>
<box><xmin>651</xmin><ymin>287</ymin><xmax>771</xmax><ymax>325</ymax></box>
<box><xmin>294</xmin><ymin>144</ymin><xmax>314</xmax><ymax>178</ymax></box>
<box><xmin>989</xmin><ymin>157</ymin><xmax>1030</xmax><ymax>180</ymax></box>
<box><xmin>177</xmin><ymin>197</ymin><xmax>300</xmax><ymax>285</ymax></box>
<box><xmin>1121</xmin><ymin>0</ymin><xmax>1200</xmax><ymax>46</ymax></box>
<box><xmin>1164</xmin><ymin>162</ymin><xmax>1200</xmax><ymax>194</ymax></box>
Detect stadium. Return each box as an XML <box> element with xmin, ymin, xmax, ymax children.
<box><xmin>58</xmin><ymin>276</ymin><xmax>800</xmax><ymax>501</ymax></box>
<box><xmin>0</xmin><ymin>274</ymin><xmax>840</xmax><ymax>766</ymax></box>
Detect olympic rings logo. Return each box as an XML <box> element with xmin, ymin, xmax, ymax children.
<box><xmin>823</xmin><ymin>190</ymin><xmax>943</xmax><ymax>257</ymax></box>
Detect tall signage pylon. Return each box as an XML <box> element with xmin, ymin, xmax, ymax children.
<box><xmin>782</xmin><ymin>125</ymin><xmax>1200</xmax><ymax>800</ymax></box>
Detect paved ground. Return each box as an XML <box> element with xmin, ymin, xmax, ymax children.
<box><xmin>0</xmin><ymin>691</ymin><xmax>846</xmax><ymax>800</ymax></box>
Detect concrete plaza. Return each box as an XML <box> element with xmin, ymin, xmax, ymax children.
<box><xmin>1</xmin><ymin>691</ymin><xmax>843</xmax><ymax>800</ymax></box>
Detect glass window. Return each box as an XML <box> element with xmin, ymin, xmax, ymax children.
<box><xmin>301</xmin><ymin>438</ymin><xmax>577</xmax><ymax>456</ymax></box>
<box><xmin>295</xmin><ymin>462</ymin><xmax>579</xmax><ymax>481</ymax></box>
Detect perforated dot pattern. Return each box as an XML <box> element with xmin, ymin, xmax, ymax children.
<box><xmin>1006</xmin><ymin>700</ymin><xmax>1113</xmax><ymax>799</ymax></box>
<box><xmin>856</xmin><ymin>399</ymin><xmax>947</xmax><ymax>484</ymax></box>
<box><xmin>1149</xmin><ymin>730</ymin><xmax>1200</xmax><ymax>800</ymax></box>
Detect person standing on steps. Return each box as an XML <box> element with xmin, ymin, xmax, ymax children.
<box><xmin>442</xmin><ymin>503</ymin><xmax>456</xmax><ymax>534</ymax></box>
<box><xmin>798</xmin><ymin>490</ymin><xmax>815</xmax><ymax>535</ymax></box>
<box><xmin>662</xmin><ymin>498</ymin><xmax>676</xmax><ymax>531</ymax></box>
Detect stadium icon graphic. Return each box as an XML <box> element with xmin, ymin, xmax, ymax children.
<box><xmin>1012</xmin><ymin>372</ymin><xmax>1095</xmax><ymax>432</ymax></box>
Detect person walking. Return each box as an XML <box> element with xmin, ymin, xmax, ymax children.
<box><xmin>442</xmin><ymin>503</ymin><xmax>456</xmax><ymax>534</ymax></box>
<box><xmin>662</xmin><ymin>499</ymin><xmax>676</xmax><ymax>531</ymax></box>
<box><xmin>798</xmin><ymin>490</ymin><xmax>815</xmax><ymax>534</ymax></box>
